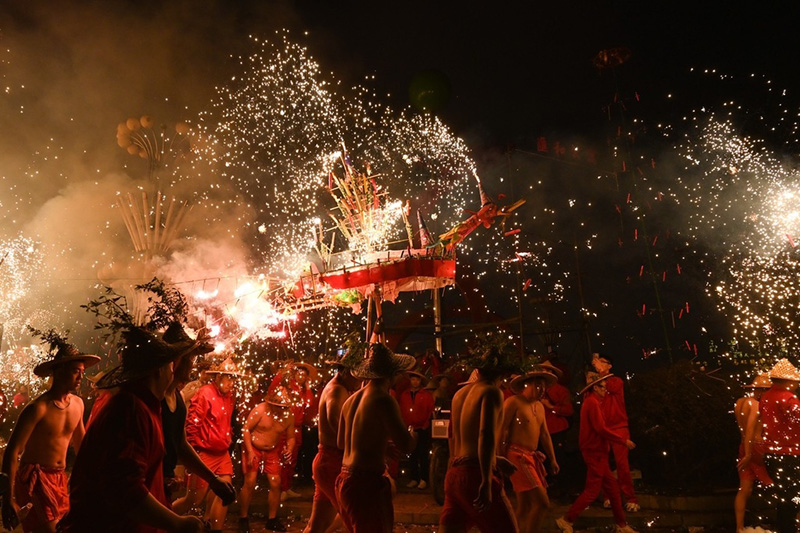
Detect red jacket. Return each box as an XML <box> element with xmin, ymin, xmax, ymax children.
<box><xmin>579</xmin><ymin>393</ymin><xmax>627</xmax><ymax>454</ymax></box>
<box><xmin>62</xmin><ymin>383</ymin><xmax>168</xmax><ymax>532</ymax></box>
<box><xmin>269</xmin><ymin>373</ymin><xmax>317</xmax><ymax>427</ymax></box>
<box><xmin>760</xmin><ymin>386</ymin><xmax>800</xmax><ymax>455</ymax></box>
<box><xmin>600</xmin><ymin>375</ymin><xmax>629</xmax><ymax>430</ymax></box>
<box><xmin>544</xmin><ymin>382</ymin><xmax>574</xmax><ymax>435</ymax></box>
<box><xmin>186</xmin><ymin>382</ymin><xmax>234</xmax><ymax>454</ymax></box>
<box><xmin>399</xmin><ymin>388</ymin><xmax>435</xmax><ymax>430</ymax></box>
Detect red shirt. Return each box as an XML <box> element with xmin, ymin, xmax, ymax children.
<box><xmin>269</xmin><ymin>373</ymin><xmax>317</xmax><ymax>427</ymax></box>
<box><xmin>760</xmin><ymin>386</ymin><xmax>800</xmax><ymax>455</ymax></box>
<box><xmin>544</xmin><ymin>382</ymin><xmax>574</xmax><ymax>435</ymax></box>
<box><xmin>579</xmin><ymin>393</ymin><xmax>626</xmax><ymax>454</ymax></box>
<box><xmin>600</xmin><ymin>375</ymin><xmax>629</xmax><ymax>430</ymax></box>
<box><xmin>61</xmin><ymin>383</ymin><xmax>168</xmax><ymax>532</ymax></box>
<box><xmin>186</xmin><ymin>382</ymin><xmax>234</xmax><ymax>454</ymax></box>
<box><xmin>399</xmin><ymin>388</ymin><xmax>435</xmax><ymax>430</ymax></box>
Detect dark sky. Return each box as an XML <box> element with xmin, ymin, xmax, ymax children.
<box><xmin>287</xmin><ymin>1</ymin><xmax>800</xmax><ymax>145</ymax></box>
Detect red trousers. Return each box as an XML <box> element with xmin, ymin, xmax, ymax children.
<box><xmin>335</xmin><ymin>465</ymin><xmax>393</xmax><ymax>533</ymax></box>
<box><xmin>312</xmin><ymin>445</ymin><xmax>344</xmax><ymax>509</ymax></box>
<box><xmin>280</xmin><ymin>426</ymin><xmax>301</xmax><ymax>491</ymax></box>
<box><xmin>566</xmin><ymin>451</ymin><xmax>626</xmax><ymax>526</ymax></box>
<box><xmin>606</xmin><ymin>427</ymin><xmax>637</xmax><ymax>504</ymax></box>
<box><xmin>15</xmin><ymin>464</ymin><xmax>69</xmax><ymax>532</ymax></box>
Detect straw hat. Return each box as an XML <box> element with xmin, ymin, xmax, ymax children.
<box><xmin>536</xmin><ymin>360</ymin><xmax>564</xmax><ymax>379</ymax></box>
<box><xmin>457</xmin><ymin>369</ymin><xmax>480</xmax><ymax>386</ymax></box>
<box><xmin>745</xmin><ymin>372</ymin><xmax>772</xmax><ymax>389</ymax></box>
<box><xmin>770</xmin><ymin>358</ymin><xmax>800</xmax><ymax>381</ymax></box>
<box><xmin>579</xmin><ymin>371</ymin><xmax>614</xmax><ymax>395</ymax></box>
<box><xmin>162</xmin><ymin>322</ymin><xmax>214</xmax><ymax>356</ymax></box>
<box><xmin>425</xmin><ymin>374</ymin><xmax>452</xmax><ymax>390</ymax></box>
<box><xmin>96</xmin><ymin>327</ymin><xmax>194</xmax><ymax>389</ymax></box>
<box><xmin>267</xmin><ymin>386</ymin><xmax>292</xmax><ymax>408</ymax></box>
<box><xmin>292</xmin><ymin>361</ymin><xmax>318</xmax><ymax>381</ymax></box>
<box><xmin>406</xmin><ymin>368</ymin><xmax>429</xmax><ymax>385</ymax></box>
<box><xmin>324</xmin><ymin>348</ymin><xmax>362</xmax><ymax>370</ymax></box>
<box><xmin>33</xmin><ymin>341</ymin><xmax>100</xmax><ymax>378</ymax></box>
<box><xmin>510</xmin><ymin>368</ymin><xmax>558</xmax><ymax>394</ymax></box>
<box><xmin>206</xmin><ymin>358</ymin><xmax>245</xmax><ymax>377</ymax></box>
<box><xmin>351</xmin><ymin>343</ymin><xmax>415</xmax><ymax>380</ymax></box>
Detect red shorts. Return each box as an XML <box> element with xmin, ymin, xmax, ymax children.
<box><xmin>312</xmin><ymin>445</ymin><xmax>344</xmax><ymax>508</ymax></box>
<box><xmin>243</xmin><ymin>446</ymin><xmax>281</xmax><ymax>477</ymax></box>
<box><xmin>335</xmin><ymin>465</ymin><xmax>393</xmax><ymax>533</ymax></box>
<box><xmin>439</xmin><ymin>457</ymin><xmax>518</xmax><ymax>533</ymax></box>
<box><xmin>14</xmin><ymin>463</ymin><xmax>69</xmax><ymax>532</ymax></box>
<box><xmin>187</xmin><ymin>450</ymin><xmax>234</xmax><ymax>489</ymax></box>
<box><xmin>507</xmin><ymin>445</ymin><xmax>548</xmax><ymax>493</ymax></box>
<box><xmin>739</xmin><ymin>442</ymin><xmax>773</xmax><ymax>485</ymax></box>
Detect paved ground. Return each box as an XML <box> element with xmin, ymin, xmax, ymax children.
<box><xmin>211</xmin><ymin>482</ymin><xmax>741</xmax><ymax>532</ymax></box>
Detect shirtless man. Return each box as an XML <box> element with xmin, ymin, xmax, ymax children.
<box><xmin>336</xmin><ymin>343</ymin><xmax>417</xmax><ymax>533</ymax></box>
<box><xmin>239</xmin><ymin>387</ymin><xmax>295</xmax><ymax>533</ymax></box>
<box><xmin>439</xmin><ymin>349</ymin><xmax>519</xmax><ymax>533</ymax></box>
<box><xmin>734</xmin><ymin>372</ymin><xmax>772</xmax><ymax>533</ymax></box>
<box><xmin>303</xmin><ymin>351</ymin><xmax>362</xmax><ymax>533</ymax></box>
<box><xmin>502</xmin><ymin>369</ymin><xmax>560</xmax><ymax>532</ymax></box>
<box><xmin>2</xmin><ymin>333</ymin><xmax>99</xmax><ymax>532</ymax></box>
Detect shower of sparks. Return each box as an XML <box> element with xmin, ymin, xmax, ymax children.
<box><xmin>671</xmin><ymin>72</ymin><xmax>800</xmax><ymax>362</ymax></box>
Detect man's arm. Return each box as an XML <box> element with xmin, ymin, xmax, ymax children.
<box><xmin>384</xmin><ymin>396</ymin><xmax>417</xmax><ymax>454</ymax></box>
<box><xmin>475</xmin><ymin>387</ymin><xmax>502</xmax><ymax>511</ymax></box>
<box><xmin>241</xmin><ymin>405</ymin><xmax>264</xmax><ymax>458</ymax></box>
<box><xmin>499</xmin><ymin>396</ymin><xmax>517</xmax><ymax>455</ymax></box>
<box><xmin>585</xmin><ymin>398</ymin><xmax>633</xmax><ymax>448</ymax></box>
<box><xmin>283</xmin><ymin>413</ymin><xmax>296</xmax><ymax>458</ymax></box>
<box><xmin>337</xmin><ymin>397</ymin><xmax>350</xmax><ymax>451</ymax></box>
<box><xmin>536</xmin><ymin>402</ymin><xmax>559</xmax><ymax>474</ymax></box>
<box><xmin>71</xmin><ymin>397</ymin><xmax>86</xmax><ymax>453</ymax></box>
<box><xmin>326</xmin><ymin>386</ymin><xmax>349</xmax><ymax>445</ymax></box>
<box><xmin>184</xmin><ymin>389</ymin><xmax>208</xmax><ymax>444</ymax></box>
<box><xmin>2</xmin><ymin>401</ymin><xmax>46</xmax><ymax>529</ymax></box>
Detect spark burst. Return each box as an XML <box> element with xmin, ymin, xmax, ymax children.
<box><xmin>672</xmin><ymin>74</ymin><xmax>800</xmax><ymax>362</ymax></box>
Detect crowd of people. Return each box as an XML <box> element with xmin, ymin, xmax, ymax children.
<box><xmin>0</xmin><ymin>319</ymin><xmax>655</xmax><ymax>533</ymax></box>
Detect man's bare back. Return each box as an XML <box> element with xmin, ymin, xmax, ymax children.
<box><xmin>338</xmin><ymin>381</ymin><xmax>414</xmax><ymax>473</ymax></box>
<box><xmin>503</xmin><ymin>395</ymin><xmax>545</xmax><ymax>451</ymax></box>
<box><xmin>450</xmin><ymin>381</ymin><xmax>504</xmax><ymax>461</ymax></box>
<box><xmin>318</xmin><ymin>375</ymin><xmax>352</xmax><ymax>448</ymax></box>
<box><xmin>247</xmin><ymin>403</ymin><xmax>294</xmax><ymax>451</ymax></box>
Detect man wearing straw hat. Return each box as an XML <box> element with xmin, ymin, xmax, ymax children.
<box><xmin>239</xmin><ymin>386</ymin><xmax>295</xmax><ymax>533</ymax></box>
<box><xmin>501</xmin><ymin>367</ymin><xmax>560</xmax><ymax>533</ymax></box>
<box><xmin>555</xmin><ymin>371</ymin><xmax>636</xmax><ymax>533</ymax></box>
<box><xmin>438</xmin><ymin>347</ymin><xmax>520</xmax><ymax>533</ymax></box>
<box><xmin>591</xmin><ymin>353</ymin><xmax>639</xmax><ymax>512</ymax></box>
<box><xmin>303</xmin><ymin>348</ymin><xmax>362</xmax><ymax>533</ymax></box>
<box><xmin>399</xmin><ymin>368</ymin><xmax>435</xmax><ymax>490</ymax></box>
<box><xmin>58</xmin><ymin>326</ymin><xmax>205</xmax><ymax>533</ymax></box>
<box><xmin>2</xmin><ymin>331</ymin><xmax>99</xmax><ymax>533</ymax></box>
<box><xmin>159</xmin><ymin>324</ymin><xmax>236</xmax><ymax>506</ymax></box>
<box><xmin>734</xmin><ymin>372</ymin><xmax>773</xmax><ymax>533</ymax></box>
<box><xmin>335</xmin><ymin>343</ymin><xmax>418</xmax><ymax>533</ymax></box>
<box><xmin>175</xmin><ymin>357</ymin><xmax>242</xmax><ymax>533</ymax></box>
<box><xmin>269</xmin><ymin>361</ymin><xmax>318</xmax><ymax>501</ymax></box>
<box><xmin>759</xmin><ymin>358</ymin><xmax>800</xmax><ymax>533</ymax></box>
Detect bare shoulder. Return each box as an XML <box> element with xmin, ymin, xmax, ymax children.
<box><xmin>502</xmin><ymin>394</ymin><xmax>519</xmax><ymax>411</ymax></box>
<box><xmin>70</xmin><ymin>394</ymin><xmax>85</xmax><ymax>407</ymax></box>
<box><xmin>478</xmin><ymin>383</ymin><xmax>503</xmax><ymax>406</ymax></box>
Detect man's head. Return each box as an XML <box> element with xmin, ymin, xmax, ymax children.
<box><xmin>438</xmin><ymin>376</ymin><xmax>452</xmax><ymax>391</ymax></box>
<box><xmin>52</xmin><ymin>361</ymin><xmax>86</xmax><ymax>392</ymax></box>
<box><xmin>592</xmin><ymin>353</ymin><xmax>613</xmax><ymax>374</ymax></box>
<box><xmin>172</xmin><ymin>351</ymin><xmax>198</xmax><ymax>385</ymax></box>
<box><xmin>579</xmin><ymin>371</ymin><xmax>612</xmax><ymax>397</ymax></box>
<box><xmin>216</xmin><ymin>373</ymin><xmax>235</xmax><ymax>395</ymax></box>
<box><xmin>18</xmin><ymin>384</ymin><xmax>29</xmax><ymax>395</ymax></box>
<box><xmin>153</xmin><ymin>360</ymin><xmax>175</xmax><ymax>398</ymax></box>
<box><xmin>510</xmin><ymin>369</ymin><xmax>557</xmax><ymax>398</ymax></box>
<box><xmin>521</xmin><ymin>377</ymin><xmax>547</xmax><ymax>401</ymax></box>
<box><xmin>294</xmin><ymin>366</ymin><xmax>308</xmax><ymax>386</ymax></box>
